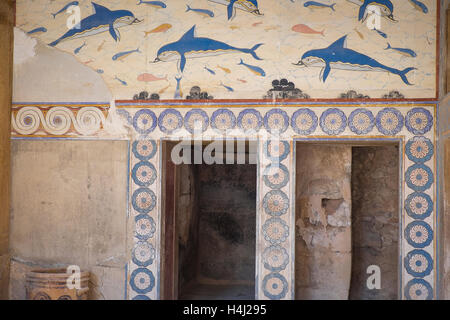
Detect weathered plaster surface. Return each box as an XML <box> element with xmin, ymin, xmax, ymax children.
<box><xmin>13</xmin><ymin>28</ymin><xmax>111</xmax><ymax>103</ymax></box>
<box><xmin>9</xmin><ymin>140</ymin><xmax>128</xmax><ymax>300</ymax></box>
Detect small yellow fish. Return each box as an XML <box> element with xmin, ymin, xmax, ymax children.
<box><xmin>97</xmin><ymin>40</ymin><xmax>105</xmax><ymax>52</ymax></box>
<box><xmin>217</xmin><ymin>65</ymin><xmax>231</xmax><ymax>74</ymax></box>
<box><xmin>354</xmin><ymin>28</ymin><xmax>364</xmax><ymax>40</ymax></box>
<box><xmin>159</xmin><ymin>84</ymin><xmax>170</xmax><ymax>94</ymax></box>
<box><xmin>230</xmin><ymin>25</ymin><xmax>240</xmax><ymax>30</ymax></box>
<box><xmin>264</xmin><ymin>26</ymin><xmax>280</xmax><ymax>31</ymax></box>
<box><xmin>144</xmin><ymin>23</ymin><xmax>172</xmax><ymax>37</ymax></box>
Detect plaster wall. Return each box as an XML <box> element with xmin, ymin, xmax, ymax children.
<box><xmin>8</xmin><ymin>140</ymin><xmax>128</xmax><ymax>300</ymax></box>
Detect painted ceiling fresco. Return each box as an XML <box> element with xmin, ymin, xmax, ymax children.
<box><xmin>16</xmin><ymin>0</ymin><xmax>438</xmax><ymax>100</ymax></box>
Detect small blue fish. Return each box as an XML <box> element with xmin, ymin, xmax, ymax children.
<box><xmin>304</xmin><ymin>1</ymin><xmax>336</xmax><ymax>11</ymax></box>
<box><xmin>96</xmin><ymin>69</ymin><xmax>104</xmax><ymax>74</ymax></box>
<box><xmin>27</xmin><ymin>27</ymin><xmax>47</xmax><ymax>35</ymax></box>
<box><xmin>114</xmin><ymin>76</ymin><xmax>128</xmax><ymax>86</ymax></box>
<box><xmin>74</xmin><ymin>42</ymin><xmax>86</xmax><ymax>54</ymax></box>
<box><xmin>204</xmin><ymin>66</ymin><xmax>216</xmax><ymax>75</ymax></box>
<box><xmin>385</xmin><ymin>43</ymin><xmax>417</xmax><ymax>57</ymax></box>
<box><xmin>373</xmin><ymin>28</ymin><xmax>387</xmax><ymax>38</ymax></box>
<box><xmin>112</xmin><ymin>48</ymin><xmax>140</xmax><ymax>61</ymax></box>
<box><xmin>174</xmin><ymin>76</ymin><xmax>183</xmax><ymax>99</ymax></box>
<box><xmin>220</xmin><ymin>82</ymin><xmax>234</xmax><ymax>92</ymax></box>
<box><xmin>186</xmin><ymin>5</ymin><xmax>214</xmax><ymax>17</ymax></box>
<box><xmin>238</xmin><ymin>59</ymin><xmax>265</xmax><ymax>76</ymax></box>
<box><xmin>409</xmin><ymin>0</ymin><xmax>428</xmax><ymax>14</ymax></box>
<box><xmin>52</xmin><ymin>1</ymin><xmax>79</xmax><ymax>18</ymax></box>
<box><xmin>137</xmin><ymin>0</ymin><xmax>166</xmax><ymax>8</ymax></box>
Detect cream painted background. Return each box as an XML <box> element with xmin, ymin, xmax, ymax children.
<box><xmin>14</xmin><ymin>0</ymin><xmax>438</xmax><ymax>100</ymax></box>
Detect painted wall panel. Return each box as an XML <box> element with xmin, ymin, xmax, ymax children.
<box><xmin>14</xmin><ymin>0</ymin><xmax>439</xmax><ymax>101</ymax></box>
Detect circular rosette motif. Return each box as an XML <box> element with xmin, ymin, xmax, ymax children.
<box><xmin>211</xmin><ymin>109</ymin><xmax>236</xmax><ymax>133</ymax></box>
<box><xmin>348</xmin><ymin>108</ymin><xmax>375</xmax><ymax>135</ymax></box>
<box><xmin>405</xmin><ymin>221</ymin><xmax>433</xmax><ymax>249</ymax></box>
<box><xmin>263</xmin><ymin>190</ymin><xmax>289</xmax><ymax>216</ymax></box>
<box><xmin>405</xmin><ymin>164</ymin><xmax>434</xmax><ymax>192</ymax></box>
<box><xmin>264</xmin><ymin>140</ymin><xmax>290</xmax><ymax>162</ymax></box>
<box><xmin>133</xmin><ymin>109</ymin><xmax>157</xmax><ymax>134</ymax></box>
<box><xmin>263</xmin><ymin>217</ymin><xmax>289</xmax><ymax>245</ymax></box>
<box><xmin>404</xmin><ymin>249</ymin><xmax>433</xmax><ymax>278</ymax></box>
<box><xmin>132</xmin><ymin>140</ymin><xmax>157</xmax><ymax>161</ymax></box>
<box><xmin>405</xmin><ymin>137</ymin><xmax>434</xmax><ymax>163</ymax></box>
<box><xmin>184</xmin><ymin>109</ymin><xmax>209</xmax><ymax>134</ymax></box>
<box><xmin>264</xmin><ymin>109</ymin><xmax>289</xmax><ymax>134</ymax></box>
<box><xmin>405</xmin><ymin>192</ymin><xmax>433</xmax><ymax>220</ymax></box>
<box><xmin>132</xmin><ymin>188</ymin><xmax>157</xmax><ymax>214</ymax></box>
<box><xmin>237</xmin><ymin>109</ymin><xmax>262</xmax><ymax>133</ymax></box>
<box><xmin>375</xmin><ymin>108</ymin><xmax>404</xmax><ymax>135</ymax></box>
<box><xmin>135</xmin><ymin>214</ymin><xmax>156</xmax><ymax>241</ymax></box>
<box><xmin>132</xmin><ymin>241</ymin><xmax>156</xmax><ymax>267</ymax></box>
<box><xmin>263</xmin><ymin>164</ymin><xmax>289</xmax><ymax>189</ymax></box>
<box><xmin>158</xmin><ymin>109</ymin><xmax>183</xmax><ymax>134</ymax></box>
<box><xmin>132</xmin><ymin>161</ymin><xmax>157</xmax><ymax>187</ymax></box>
<box><xmin>406</xmin><ymin>108</ymin><xmax>433</xmax><ymax>135</ymax></box>
<box><xmin>130</xmin><ymin>268</ymin><xmax>155</xmax><ymax>294</ymax></box>
<box><xmin>291</xmin><ymin>109</ymin><xmax>318</xmax><ymax>135</ymax></box>
<box><xmin>405</xmin><ymin>279</ymin><xmax>433</xmax><ymax>300</ymax></box>
<box><xmin>262</xmin><ymin>245</ymin><xmax>289</xmax><ymax>272</ymax></box>
<box><xmin>320</xmin><ymin>108</ymin><xmax>347</xmax><ymax>135</ymax></box>
<box><xmin>262</xmin><ymin>273</ymin><xmax>288</xmax><ymax>300</ymax></box>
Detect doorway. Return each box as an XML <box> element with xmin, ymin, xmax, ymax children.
<box><xmin>162</xmin><ymin>141</ymin><xmax>257</xmax><ymax>300</ymax></box>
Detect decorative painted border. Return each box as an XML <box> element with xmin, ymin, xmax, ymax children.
<box><xmin>11</xmin><ymin>102</ymin><xmax>438</xmax><ymax>300</ymax></box>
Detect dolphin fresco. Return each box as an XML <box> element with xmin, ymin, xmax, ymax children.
<box><xmin>208</xmin><ymin>0</ymin><xmax>262</xmax><ymax>20</ymax></box>
<box><xmin>346</xmin><ymin>0</ymin><xmax>397</xmax><ymax>23</ymax></box>
<box><xmin>49</xmin><ymin>2</ymin><xmax>141</xmax><ymax>47</ymax></box>
<box><xmin>152</xmin><ymin>25</ymin><xmax>263</xmax><ymax>73</ymax></box>
<box><xmin>293</xmin><ymin>35</ymin><xmax>416</xmax><ymax>85</ymax></box>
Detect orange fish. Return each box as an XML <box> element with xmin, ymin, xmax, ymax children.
<box><xmin>237</xmin><ymin>79</ymin><xmax>247</xmax><ymax>83</ymax></box>
<box><xmin>159</xmin><ymin>84</ymin><xmax>170</xmax><ymax>94</ymax></box>
<box><xmin>252</xmin><ymin>21</ymin><xmax>263</xmax><ymax>27</ymax></box>
<box><xmin>217</xmin><ymin>65</ymin><xmax>231</xmax><ymax>74</ymax></box>
<box><xmin>292</xmin><ymin>24</ymin><xmax>324</xmax><ymax>36</ymax></box>
<box><xmin>264</xmin><ymin>26</ymin><xmax>280</xmax><ymax>31</ymax></box>
<box><xmin>137</xmin><ymin>73</ymin><xmax>168</xmax><ymax>82</ymax></box>
<box><xmin>354</xmin><ymin>28</ymin><xmax>364</xmax><ymax>40</ymax></box>
<box><xmin>97</xmin><ymin>40</ymin><xmax>105</xmax><ymax>51</ymax></box>
<box><xmin>144</xmin><ymin>23</ymin><xmax>172</xmax><ymax>37</ymax></box>
<box><xmin>84</xmin><ymin>59</ymin><xmax>94</xmax><ymax>65</ymax></box>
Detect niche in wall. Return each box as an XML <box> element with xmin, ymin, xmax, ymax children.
<box><xmin>295</xmin><ymin>143</ymin><xmax>399</xmax><ymax>300</ymax></box>
<box><xmin>162</xmin><ymin>141</ymin><xmax>256</xmax><ymax>300</ymax></box>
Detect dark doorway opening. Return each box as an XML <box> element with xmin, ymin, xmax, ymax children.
<box><xmin>162</xmin><ymin>141</ymin><xmax>257</xmax><ymax>300</ymax></box>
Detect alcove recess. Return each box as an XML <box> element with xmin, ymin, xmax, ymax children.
<box><xmin>295</xmin><ymin>143</ymin><xmax>399</xmax><ymax>300</ymax></box>
<box><xmin>162</xmin><ymin>141</ymin><xmax>257</xmax><ymax>300</ymax></box>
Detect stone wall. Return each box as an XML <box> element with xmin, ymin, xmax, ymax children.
<box><xmin>295</xmin><ymin>144</ymin><xmax>352</xmax><ymax>300</ymax></box>
<box><xmin>350</xmin><ymin>146</ymin><xmax>399</xmax><ymax>300</ymax></box>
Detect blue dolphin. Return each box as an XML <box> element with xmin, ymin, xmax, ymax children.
<box><xmin>208</xmin><ymin>0</ymin><xmax>262</xmax><ymax>20</ymax></box>
<box><xmin>153</xmin><ymin>25</ymin><xmax>263</xmax><ymax>73</ymax></box>
<box><xmin>49</xmin><ymin>2</ymin><xmax>141</xmax><ymax>47</ymax></box>
<box><xmin>359</xmin><ymin>0</ymin><xmax>396</xmax><ymax>22</ymax></box>
<box><xmin>227</xmin><ymin>0</ymin><xmax>260</xmax><ymax>20</ymax></box>
<box><xmin>293</xmin><ymin>35</ymin><xmax>416</xmax><ymax>85</ymax></box>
